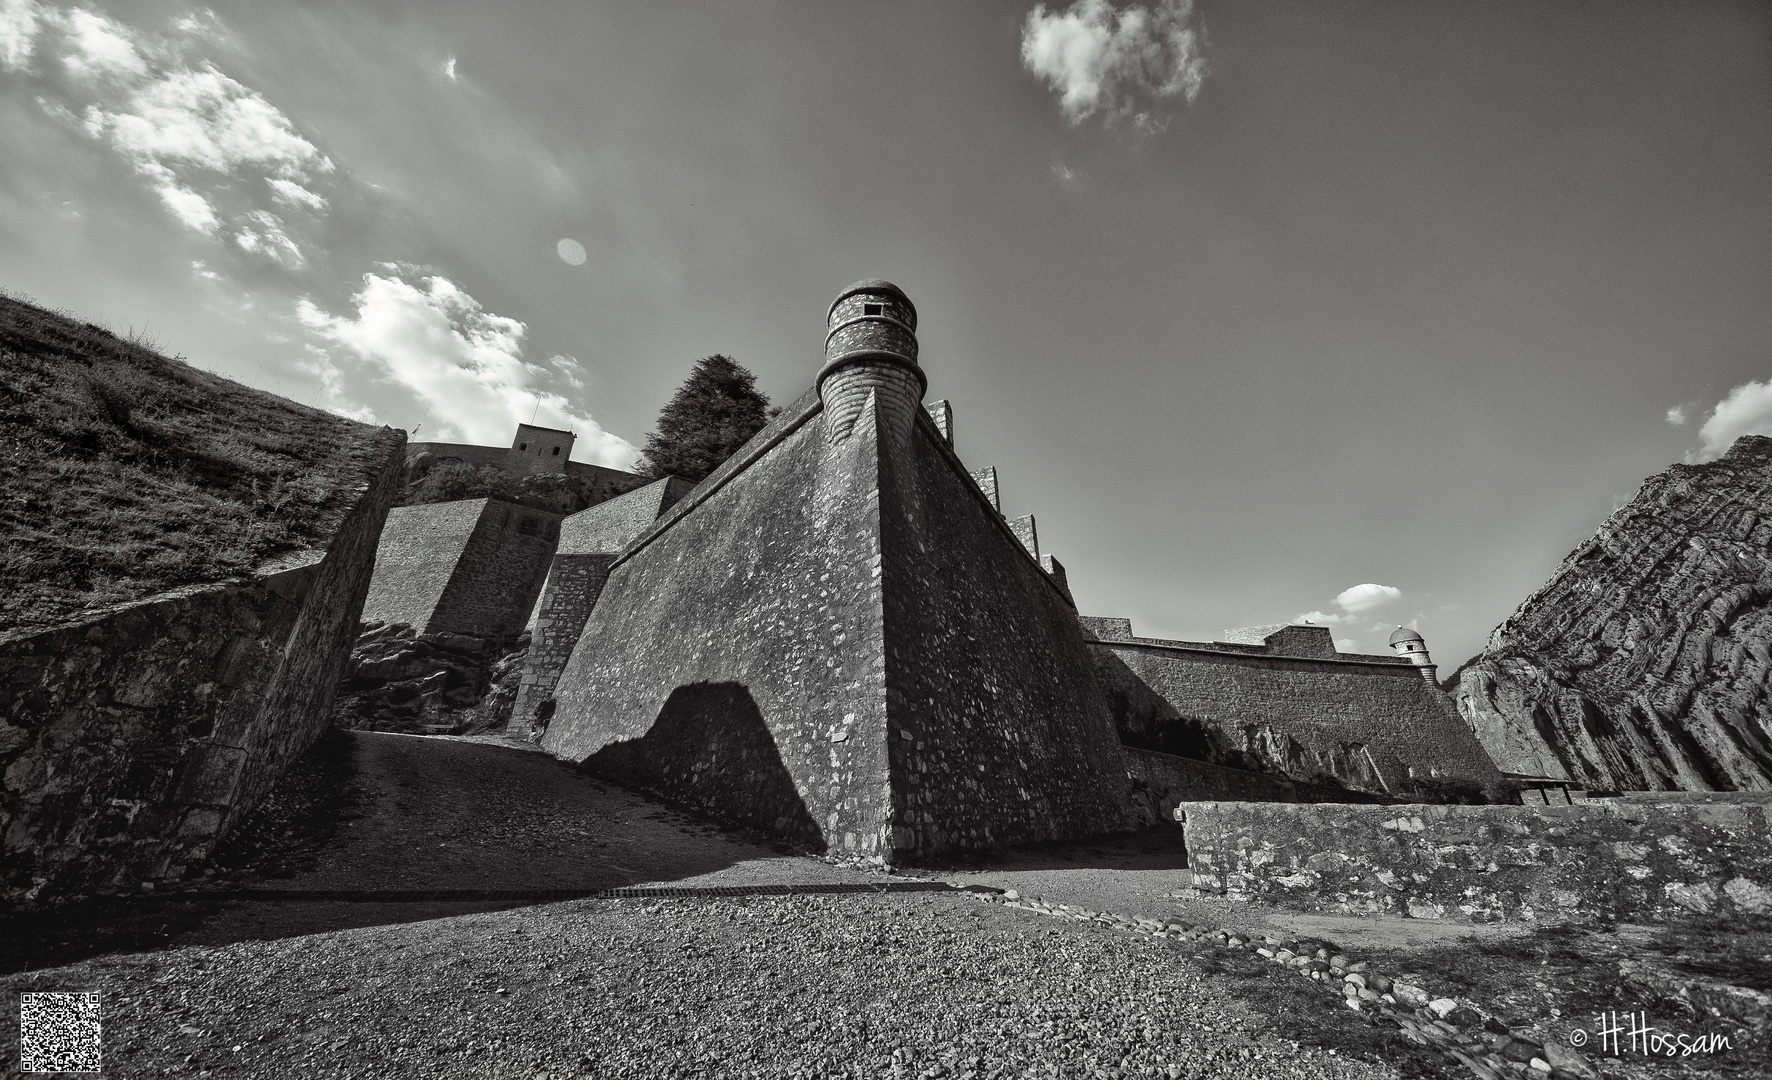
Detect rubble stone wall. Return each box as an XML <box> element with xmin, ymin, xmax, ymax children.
<box><xmin>0</xmin><ymin>429</ymin><xmax>404</xmax><ymax>909</ymax></box>
<box><xmin>1179</xmin><ymin>793</ymin><xmax>1772</xmax><ymax>925</ymax></box>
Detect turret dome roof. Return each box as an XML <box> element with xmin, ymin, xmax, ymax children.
<box><xmin>1388</xmin><ymin>626</ymin><xmax>1425</xmax><ymax>645</ymax></box>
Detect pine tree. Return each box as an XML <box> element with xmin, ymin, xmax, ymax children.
<box><xmin>638</xmin><ymin>355</ymin><xmax>772</xmax><ymax>482</ymax></box>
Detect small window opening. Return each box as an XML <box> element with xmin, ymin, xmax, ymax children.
<box><xmin>863</xmin><ymin>303</ymin><xmax>884</xmax><ymax>316</ymax></box>
<box><xmin>552</xmin><ymin>446</ymin><xmax>561</xmax><ymax>456</ymax></box>
<box><xmin>518</xmin><ymin>442</ymin><xmax>528</xmax><ymax>451</ymax></box>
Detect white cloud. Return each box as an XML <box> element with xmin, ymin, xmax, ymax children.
<box><xmin>0</xmin><ymin>0</ymin><xmax>43</xmax><ymax>72</ymax></box>
<box><xmin>1334</xmin><ymin>582</ymin><xmax>1402</xmax><ymax>614</ymax></box>
<box><xmin>59</xmin><ymin>7</ymin><xmax>146</xmax><ymax>81</ymax></box>
<box><xmin>94</xmin><ymin>66</ymin><xmax>331</xmax><ymax>179</ymax></box>
<box><xmin>1293</xmin><ymin>608</ymin><xmax>1356</xmax><ymax>627</ymax></box>
<box><xmin>549</xmin><ymin>354</ymin><xmax>586</xmax><ymax>390</ymax></box>
<box><xmin>155</xmin><ymin>179</ymin><xmax>218</xmax><ymax>233</ymax></box>
<box><xmin>234</xmin><ymin>210</ymin><xmax>303</xmax><ymax>269</ymax></box>
<box><xmin>444</xmin><ymin>55</ymin><xmax>456</xmax><ymax>81</ymax></box>
<box><xmin>1694</xmin><ymin>379</ymin><xmax>1772</xmax><ymax>461</ymax></box>
<box><xmin>1335</xmin><ymin>637</ymin><xmax>1359</xmax><ymax>652</ymax></box>
<box><xmin>299</xmin><ymin>272</ymin><xmax>638</xmax><ymax>468</ymax></box>
<box><xmin>1020</xmin><ymin>0</ymin><xmax>1206</xmax><ymax>128</ymax></box>
<box><xmin>1666</xmin><ymin>405</ymin><xmax>1687</xmax><ymax>426</ymax></box>
<box><xmin>19</xmin><ymin>5</ymin><xmax>334</xmax><ymax>259</ymax></box>
<box><xmin>267</xmin><ymin>177</ymin><xmax>328</xmax><ymax>211</ymax></box>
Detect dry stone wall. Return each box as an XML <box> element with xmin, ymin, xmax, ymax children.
<box><xmin>1179</xmin><ymin>793</ymin><xmax>1772</xmax><ymax>926</ymax></box>
<box><xmin>0</xmin><ymin>429</ymin><xmax>403</xmax><ymax>909</ymax></box>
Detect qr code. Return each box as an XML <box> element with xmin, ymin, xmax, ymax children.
<box><xmin>19</xmin><ymin>992</ymin><xmax>101</xmax><ymax>1074</ymax></box>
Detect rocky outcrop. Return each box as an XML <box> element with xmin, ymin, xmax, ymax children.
<box><xmin>330</xmin><ymin>621</ymin><xmax>527</xmax><ymax>736</ymax></box>
<box><xmin>1454</xmin><ymin>436</ymin><xmax>1772</xmax><ymax>791</ymax></box>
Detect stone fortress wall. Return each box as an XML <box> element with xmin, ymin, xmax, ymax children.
<box><xmin>1082</xmin><ymin>617</ymin><xmax>1509</xmax><ymax>802</ymax></box>
<box><xmin>540</xmin><ymin>282</ymin><xmax>1130</xmax><ymax>863</ymax></box>
<box><xmin>359</xmin><ymin>497</ymin><xmax>564</xmax><ymax>641</ymax></box>
<box><xmin>512</xmin><ymin>476</ymin><xmax>696</xmax><ymax>726</ymax></box>
<box><xmin>2</xmin><ymin>427</ymin><xmax>405</xmax><ymax>909</ymax></box>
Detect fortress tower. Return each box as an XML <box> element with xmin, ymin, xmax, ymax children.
<box><xmin>818</xmin><ymin>279</ymin><xmax>925</xmax><ymax>446</ymax></box>
<box><xmin>1389</xmin><ymin>626</ymin><xmax>1437</xmax><ymax>683</ymax></box>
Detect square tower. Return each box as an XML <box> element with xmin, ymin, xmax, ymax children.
<box><xmin>508</xmin><ymin>424</ymin><xmax>576</xmax><ymax>476</ymax></box>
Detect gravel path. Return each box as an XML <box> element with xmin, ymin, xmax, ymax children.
<box><xmin>5</xmin><ymin>892</ymin><xmax>1402</xmax><ymax>1079</ymax></box>
<box><xmin>2</xmin><ymin>731</ymin><xmax>1462</xmax><ymax>1077</ymax></box>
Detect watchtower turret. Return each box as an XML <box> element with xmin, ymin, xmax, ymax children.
<box><xmin>818</xmin><ymin>279</ymin><xmax>926</xmax><ymax>445</ymax></box>
<box><xmin>1388</xmin><ymin>626</ymin><xmax>1437</xmax><ymax>684</ymax></box>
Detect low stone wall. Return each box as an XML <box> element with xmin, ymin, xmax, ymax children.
<box><xmin>0</xmin><ymin>432</ymin><xmax>403</xmax><ymax>909</ymax></box>
<box><xmin>1178</xmin><ymin>795</ymin><xmax>1772</xmax><ymax>925</ymax></box>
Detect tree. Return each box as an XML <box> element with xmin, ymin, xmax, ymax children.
<box><xmin>638</xmin><ymin>354</ymin><xmax>772</xmax><ymax>482</ymax></box>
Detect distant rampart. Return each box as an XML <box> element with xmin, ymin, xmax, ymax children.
<box><xmin>1083</xmin><ymin>618</ymin><xmax>1508</xmax><ymax>801</ymax></box>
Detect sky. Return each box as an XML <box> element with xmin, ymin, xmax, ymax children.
<box><xmin>2</xmin><ymin>0</ymin><xmax>1769</xmax><ymax>668</ymax></box>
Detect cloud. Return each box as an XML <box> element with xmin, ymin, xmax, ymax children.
<box><xmin>1694</xmin><ymin>379</ymin><xmax>1772</xmax><ymax>461</ymax></box>
<box><xmin>267</xmin><ymin>177</ymin><xmax>327</xmax><ymax>211</ymax></box>
<box><xmin>1020</xmin><ymin>0</ymin><xmax>1206</xmax><ymax>128</ymax></box>
<box><xmin>0</xmin><ymin>0</ymin><xmax>43</xmax><ymax>73</ymax></box>
<box><xmin>13</xmin><ymin>5</ymin><xmax>333</xmax><ymax>264</ymax></box>
<box><xmin>299</xmin><ymin>271</ymin><xmax>638</xmax><ymax>468</ymax></box>
<box><xmin>60</xmin><ymin>6</ymin><xmax>147</xmax><ymax>81</ymax></box>
<box><xmin>1666</xmin><ymin>405</ymin><xmax>1687</xmax><ymax>426</ymax></box>
<box><xmin>1334</xmin><ymin>582</ymin><xmax>1403</xmax><ymax>614</ymax></box>
<box><xmin>548</xmin><ymin>354</ymin><xmax>586</xmax><ymax>390</ymax></box>
<box><xmin>444</xmin><ymin>55</ymin><xmax>456</xmax><ymax>81</ymax></box>
<box><xmin>234</xmin><ymin>210</ymin><xmax>304</xmax><ymax>269</ymax></box>
<box><xmin>155</xmin><ymin>178</ymin><xmax>218</xmax><ymax>233</ymax></box>
<box><xmin>1293</xmin><ymin>609</ymin><xmax>1356</xmax><ymax>627</ymax></box>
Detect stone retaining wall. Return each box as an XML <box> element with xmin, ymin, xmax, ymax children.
<box><xmin>1</xmin><ymin>430</ymin><xmax>404</xmax><ymax>909</ymax></box>
<box><xmin>1178</xmin><ymin>794</ymin><xmax>1772</xmax><ymax>925</ymax></box>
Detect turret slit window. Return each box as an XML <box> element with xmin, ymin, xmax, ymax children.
<box><xmin>863</xmin><ymin>303</ymin><xmax>883</xmax><ymax>316</ymax></box>
<box><xmin>518</xmin><ymin>442</ymin><xmax>527</xmax><ymax>451</ymax></box>
<box><xmin>552</xmin><ymin>446</ymin><xmax>561</xmax><ymax>456</ymax></box>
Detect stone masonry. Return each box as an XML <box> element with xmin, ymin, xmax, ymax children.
<box><xmin>1</xmin><ymin>428</ymin><xmax>405</xmax><ymax>909</ymax></box>
<box><xmin>542</xmin><ymin>281</ymin><xmax>1130</xmax><ymax>862</ymax></box>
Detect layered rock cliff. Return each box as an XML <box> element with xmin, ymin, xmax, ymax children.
<box><xmin>1453</xmin><ymin>436</ymin><xmax>1772</xmax><ymax>791</ymax></box>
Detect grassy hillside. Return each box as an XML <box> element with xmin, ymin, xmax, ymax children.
<box><xmin>0</xmin><ymin>293</ymin><xmax>393</xmax><ymax>635</ymax></box>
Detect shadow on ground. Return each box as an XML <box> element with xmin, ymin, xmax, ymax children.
<box><xmin>0</xmin><ymin>727</ymin><xmax>872</xmax><ymax>975</ymax></box>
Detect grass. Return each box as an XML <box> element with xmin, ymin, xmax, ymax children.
<box><xmin>0</xmin><ymin>292</ymin><xmax>389</xmax><ymax>635</ymax></box>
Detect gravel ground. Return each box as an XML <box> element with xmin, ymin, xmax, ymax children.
<box><xmin>3</xmin><ymin>891</ymin><xmax>1406</xmax><ymax>1080</ymax></box>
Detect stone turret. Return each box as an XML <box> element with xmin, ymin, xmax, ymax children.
<box><xmin>819</xmin><ymin>279</ymin><xmax>926</xmax><ymax>445</ymax></box>
<box><xmin>1389</xmin><ymin>626</ymin><xmax>1437</xmax><ymax>683</ymax></box>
